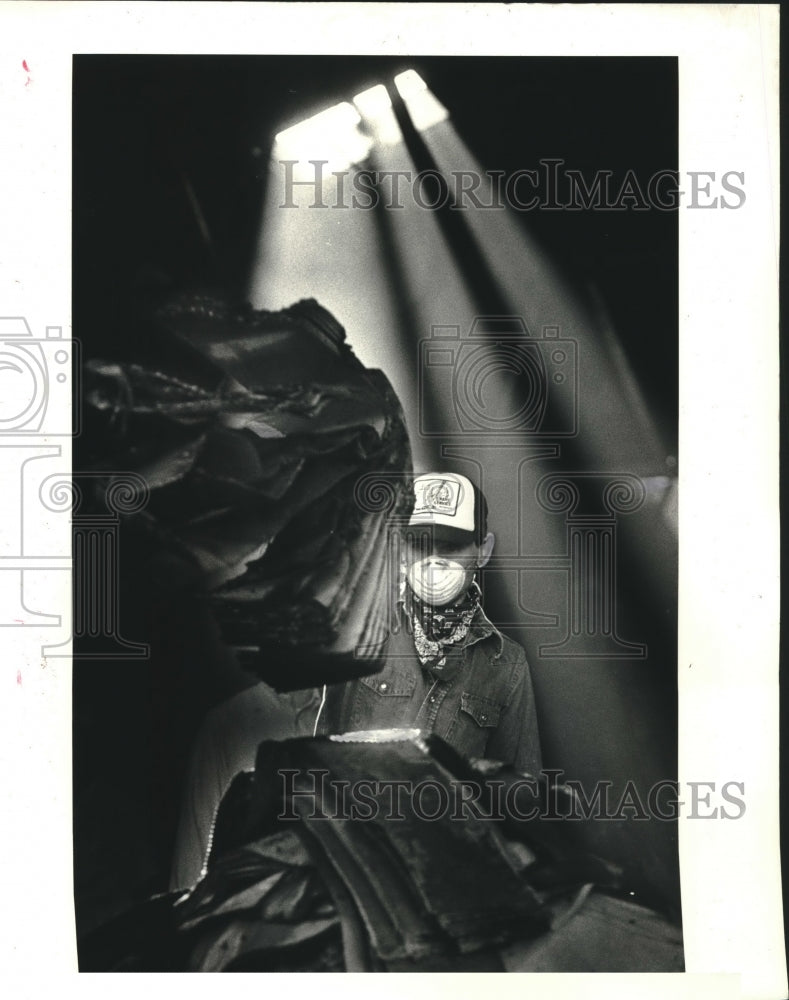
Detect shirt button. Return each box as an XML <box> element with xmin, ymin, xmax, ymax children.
<box><xmin>379</xmin><ymin>682</ymin><xmax>388</xmax><ymax>692</ymax></box>
<box><xmin>480</xmin><ymin>714</ymin><xmax>487</xmax><ymax>722</ymax></box>
<box><xmin>429</xmin><ymin>695</ymin><xmax>436</xmax><ymax>703</ymax></box>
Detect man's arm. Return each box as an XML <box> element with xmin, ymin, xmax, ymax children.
<box><xmin>486</xmin><ymin>644</ymin><xmax>542</xmax><ymax>775</ymax></box>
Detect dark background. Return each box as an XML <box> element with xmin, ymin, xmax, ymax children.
<box><xmin>73</xmin><ymin>56</ymin><xmax>678</xmax><ymax>936</ymax></box>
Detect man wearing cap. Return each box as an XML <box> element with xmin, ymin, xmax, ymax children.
<box><xmin>170</xmin><ymin>471</ymin><xmax>541</xmax><ymax>889</ymax></box>
<box><xmin>317</xmin><ymin>473</ymin><xmax>542</xmax><ymax>776</ymax></box>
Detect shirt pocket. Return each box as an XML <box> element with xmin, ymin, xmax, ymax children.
<box><xmin>459</xmin><ymin>692</ymin><xmax>501</xmax><ymax>728</ymax></box>
<box><xmin>442</xmin><ymin>691</ymin><xmax>503</xmax><ymax>761</ymax></box>
<box><xmin>350</xmin><ymin>671</ymin><xmax>417</xmax><ymax>731</ymax></box>
<box><xmin>359</xmin><ymin>672</ymin><xmax>417</xmax><ymax>698</ymax></box>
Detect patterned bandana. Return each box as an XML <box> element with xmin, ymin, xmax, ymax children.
<box><xmin>405</xmin><ymin>580</ymin><xmax>482</xmax><ymax>671</ymax></box>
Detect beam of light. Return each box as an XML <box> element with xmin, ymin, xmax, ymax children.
<box><xmin>398</xmin><ymin>91</ymin><xmax>667</xmax><ymax>477</ymax></box>
<box><xmin>385</xmin><ymin>77</ymin><xmax>677</xmax><ymax>700</ymax></box>
<box><xmin>254</xmin><ymin>68</ymin><xmax>667</xmax><ymax>503</ymax></box>
<box><xmin>250</xmin><ymin>73</ymin><xmax>470</xmax><ymax>471</ymax></box>
<box><xmin>249</xmin><ymin>94</ymin><xmax>417</xmax><ymax>460</ymax></box>
<box><xmin>349</xmin><ymin>82</ymin><xmax>578</xmax><ymax>516</ymax></box>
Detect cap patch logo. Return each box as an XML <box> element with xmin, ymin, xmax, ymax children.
<box><xmin>415</xmin><ymin>478</ymin><xmax>460</xmax><ymax>517</ymax></box>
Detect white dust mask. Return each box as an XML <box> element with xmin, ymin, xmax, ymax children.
<box><xmin>406</xmin><ymin>557</ymin><xmax>472</xmax><ymax>607</ymax></box>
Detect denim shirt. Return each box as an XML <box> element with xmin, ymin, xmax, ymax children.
<box><xmin>320</xmin><ymin>605</ymin><xmax>542</xmax><ymax>776</ymax></box>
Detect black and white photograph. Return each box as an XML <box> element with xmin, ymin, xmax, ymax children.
<box><xmin>69</xmin><ymin>52</ymin><xmax>687</xmax><ymax>972</ymax></box>
<box><xmin>0</xmin><ymin>3</ymin><xmax>782</xmax><ymax>995</ymax></box>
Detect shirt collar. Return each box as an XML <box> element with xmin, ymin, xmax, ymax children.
<box><xmin>396</xmin><ymin>597</ymin><xmax>505</xmax><ymax>658</ymax></box>
<box><xmin>463</xmin><ymin>603</ymin><xmax>505</xmax><ymax>657</ymax></box>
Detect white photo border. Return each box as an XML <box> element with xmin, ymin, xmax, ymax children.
<box><xmin>0</xmin><ymin>3</ymin><xmax>781</xmax><ymax>997</ymax></box>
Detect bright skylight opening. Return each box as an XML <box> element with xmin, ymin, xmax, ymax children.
<box><xmin>352</xmin><ymin>84</ymin><xmax>401</xmax><ymax>145</ymax></box>
<box><xmin>272</xmin><ymin>71</ymin><xmax>448</xmax><ymax>178</ymax></box>
<box><xmin>274</xmin><ymin>101</ymin><xmax>372</xmax><ymax>175</ymax></box>
<box><xmin>394</xmin><ymin>70</ymin><xmax>449</xmax><ymax>131</ymax></box>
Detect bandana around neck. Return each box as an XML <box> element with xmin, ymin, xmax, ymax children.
<box><xmin>405</xmin><ymin>580</ymin><xmax>481</xmax><ymax>670</ymax></box>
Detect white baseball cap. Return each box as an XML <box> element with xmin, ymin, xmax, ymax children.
<box><xmin>408</xmin><ymin>472</ymin><xmax>482</xmax><ymax>542</ymax></box>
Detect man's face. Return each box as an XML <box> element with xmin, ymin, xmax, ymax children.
<box><xmin>404</xmin><ymin>531</ymin><xmax>494</xmax><ymax>606</ymax></box>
